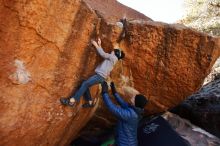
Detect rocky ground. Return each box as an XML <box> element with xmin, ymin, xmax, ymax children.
<box><xmin>172</xmin><ymin>78</ymin><xmax>220</xmax><ymax>138</ymax></box>
<box><xmin>164</xmin><ymin>112</ymin><xmax>220</xmax><ymax>146</ymax></box>
<box><xmin>73</xmin><ymin>112</ymin><xmax>220</xmax><ymax>146</ymax></box>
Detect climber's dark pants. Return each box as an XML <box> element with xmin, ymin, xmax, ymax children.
<box><xmin>71</xmin><ymin>74</ymin><xmax>105</xmax><ymax>101</ymax></box>
<box><xmin>82</xmin><ymin>88</ymin><xmax>92</xmax><ymax>101</ymax></box>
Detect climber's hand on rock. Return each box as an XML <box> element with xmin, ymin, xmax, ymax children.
<box><xmin>101</xmin><ymin>81</ymin><xmax>108</xmax><ymax>94</ymax></box>
<box><xmin>91</xmin><ymin>39</ymin><xmax>99</xmax><ymax>48</ymax></box>
<box><xmin>97</xmin><ymin>38</ymin><xmax>101</xmax><ymax>47</ymax></box>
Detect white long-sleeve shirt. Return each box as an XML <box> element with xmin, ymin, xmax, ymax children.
<box><xmin>95</xmin><ymin>48</ymin><xmax>118</xmax><ymax>79</ymax></box>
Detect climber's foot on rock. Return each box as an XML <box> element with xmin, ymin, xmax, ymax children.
<box><xmin>82</xmin><ymin>102</ymin><xmax>95</xmax><ymax>108</ymax></box>
<box><xmin>82</xmin><ymin>98</ymin><xmax>97</xmax><ymax>108</ymax></box>
<box><xmin>60</xmin><ymin>97</ymin><xmax>76</xmax><ymax>107</ymax></box>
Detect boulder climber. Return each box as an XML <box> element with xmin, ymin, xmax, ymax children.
<box><xmin>0</xmin><ymin>0</ymin><xmax>220</xmax><ymax>146</ymax></box>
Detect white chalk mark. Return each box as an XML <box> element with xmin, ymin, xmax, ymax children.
<box><xmin>10</xmin><ymin>59</ymin><xmax>31</xmax><ymax>84</ymax></box>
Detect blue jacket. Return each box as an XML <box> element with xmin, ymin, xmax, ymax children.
<box><xmin>102</xmin><ymin>92</ymin><xmax>143</xmax><ymax>146</ymax></box>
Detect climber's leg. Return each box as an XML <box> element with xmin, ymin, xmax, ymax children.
<box><xmin>60</xmin><ymin>74</ymin><xmax>104</xmax><ymax>107</ymax></box>
<box><xmin>82</xmin><ymin>88</ymin><xmax>95</xmax><ymax>108</ymax></box>
<box><xmin>71</xmin><ymin>74</ymin><xmax>105</xmax><ymax>100</ymax></box>
<box><xmin>83</xmin><ymin>88</ymin><xmax>92</xmax><ymax>101</ymax></box>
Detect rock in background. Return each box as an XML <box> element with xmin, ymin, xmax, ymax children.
<box><xmin>164</xmin><ymin>112</ymin><xmax>220</xmax><ymax>146</ymax></box>
<box><xmin>172</xmin><ymin>78</ymin><xmax>220</xmax><ymax>138</ymax></box>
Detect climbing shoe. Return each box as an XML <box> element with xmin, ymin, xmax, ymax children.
<box><xmin>60</xmin><ymin>97</ymin><xmax>76</xmax><ymax>107</ymax></box>
<box><xmin>82</xmin><ymin>102</ymin><xmax>95</xmax><ymax>108</ymax></box>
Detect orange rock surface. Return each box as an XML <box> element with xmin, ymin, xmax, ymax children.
<box><xmin>0</xmin><ymin>0</ymin><xmax>219</xmax><ymax>146</ymax></box>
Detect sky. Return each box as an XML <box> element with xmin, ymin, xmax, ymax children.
<box><xmin>117</xmin><ymin>0</ymin><xmax>185</xmax><ymax>23</ymax></box>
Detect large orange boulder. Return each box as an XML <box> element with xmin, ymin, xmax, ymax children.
<box><xmin>0</xmin><ymin>0</ymin><xmax>219</xmax><ymax>146</ymax></box>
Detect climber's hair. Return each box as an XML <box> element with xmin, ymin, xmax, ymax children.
<box><xmin>114</xmin><ymin>49</ymin><xmax>125</xmax><ymax>60</ymax></box>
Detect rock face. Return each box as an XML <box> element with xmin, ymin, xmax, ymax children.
<box><xmin>0</xmin><ymin>0</ymin><xmax>220</xmax><ymax>146</ymax></box>
<box><xmin>172</xmin><ymin>78</ymin><xmax>220</xmax><ymax>138</ymax></box>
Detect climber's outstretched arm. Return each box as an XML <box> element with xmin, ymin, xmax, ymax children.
<box><xmin>91</xmin><ymin>38</ymin><xmax>112</xmax><ymax>59</ymax></box>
